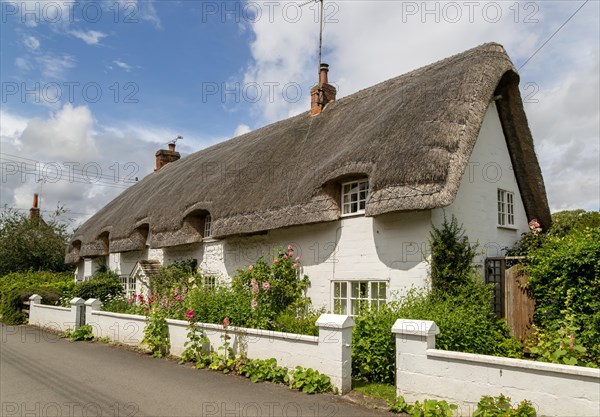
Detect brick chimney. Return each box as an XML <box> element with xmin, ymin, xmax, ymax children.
<box><xmin>29</xmin><ymin>193</ymin><xmax>40</xmax><ymax>219</ymax></box>
<box><xmin>155</xmin><ymin>143</ymin><xmax>181</xmax><ymax>172</ymax></box>
<box><xmin>310</xmin><ymin>63</ymin><xmax>337</xmax><ymax>116</ymax></box>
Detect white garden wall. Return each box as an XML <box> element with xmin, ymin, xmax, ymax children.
<box><xmin>28</xmin><ymin>295</ymin><xmax>85</xmax><ymax>332</ymax></box>
<box><xmin>393</xmin><ymin>319</ymin><xmax>600</xmax><ymax>417</ymax></box>
<box><xmin>84</xmin><ymin>300</ymin><xmax>354</xmax><ymax>393</ymax></box>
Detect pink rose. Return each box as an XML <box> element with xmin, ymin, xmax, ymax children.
<box><xmin>223</xmin><ymin>317</ymin><xmax>230</xmax><ymax>328</ymax></box>
<box><xmin>283</xmin><ymin>255</ymin><xmax>288</xmax><ymax>259</ymax></box>
<box><xmin>248</xmin><ymin>264</ymin><xmax>254</xmax><ymax>270</ymax></box>
<box><xmin>273</xmin><ymin>259</ymin><xmax>278</xmax><ymax>264</ymax></box>
<box><xmin>295</xmin><ymin>256</ymin><xmax>300</xmax><ymax>261</ymax></box>
<box><xmin>287</xmin><ymin>245</ymin><xmax>293</xmax><ymax>250</ymax></box>
<box><xmin>292</xmin><ymin>263</ymin><xmax>298</xmax><ymax>269</ymax></box>
<box><xmin>288</xmin><ymin>252</ymin><xmax>293</xmax><ymax>257</ymax></box>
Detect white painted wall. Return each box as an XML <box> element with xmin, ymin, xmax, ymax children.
<box><xmin>433</xmin><ymin>102</ymin><xmax>529</xmax><ymax>267</ymax></box>
<box><xmin>393</xmin><ymin>319</ymin><xmax>600</xmax><ymax>417</ymax></box>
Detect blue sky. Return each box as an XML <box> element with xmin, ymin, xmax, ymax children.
<box><xmin>1</xmin><ymin>1</ymin><xmax>599</xmax><ymax>226</ymax></box>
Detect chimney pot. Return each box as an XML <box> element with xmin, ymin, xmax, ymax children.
<box><xmin>319</xmin><ymin>63</ymin><xmax>329</xmax><ymax>86</ymax></box>
<box><xmin>29</xmin><ymin>193</ymin><xmax>40</xmax><ymax>219</ymax></box>
<box><xmin>155</xmin><ymin>145</ymin><xmax>181</xmax><ymax>172</ymax></box>
<box><xmin>311</xmin><ymin>63</ymin><xmax>336</xmax><ymax>116</ymax></box>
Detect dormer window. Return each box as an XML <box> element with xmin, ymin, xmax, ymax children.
<box><xmin>342</xmin><ymin>179</ymin><xmax>369</xmax><ymax>216</ymax></box>
<box><xmin>204</xmin><ymin>215</ymin><xmax>212</xmax><ymax>238</ymax></box>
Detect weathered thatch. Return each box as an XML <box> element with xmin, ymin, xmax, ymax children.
<box><xmin>67</xmin><ymin>43</ymin><xmax>550</xmax><ymax>263</ymax></box>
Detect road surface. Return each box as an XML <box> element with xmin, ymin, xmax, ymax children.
<box><xmin>1</xmin><ymin>324</ymin><xmax>388</xmax><ymax>417</ymax></box>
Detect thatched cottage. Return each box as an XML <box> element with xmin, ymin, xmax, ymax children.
<box><xmin>66</xmin><ymin>43</ymin><xmax>550</xmax><ymax>313</ymax></box>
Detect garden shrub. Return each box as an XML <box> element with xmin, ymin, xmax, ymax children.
<box><xmin>429</xmin><ymin>215</ymin><xmax>478</xmax><ymax>295</ymax></box>
<box><xmin>0</xmin><ymin>271</ymin><xmax>75</xmax><ymax>324</ymax></box>
<box><xmin>151</xmin><ymin>259</ymin><xmax>198</xmax><ymax>296</ymax></box>
<box><xmin>525</xmin><ymin>227</ymin><xmax>600</xmax><ymax>366</ymax></box>
<box><xmin>474</xmin><ymin>394</ymin><xmax>536</xmax><ymax>416</ymax></box>
<box><xmin>353</xmin><ymin>284</ymin><xmax>522</xmax><ymax>384</ymax></box>
<box><xmin>73</xmin><ymin>272</ymin><xmax>124</xmax><ymax>303</ymax></box>
<box><xmin>232</xmin><ymin>246</ymin><xmax>311</xmax><ymax>328</ymax></box>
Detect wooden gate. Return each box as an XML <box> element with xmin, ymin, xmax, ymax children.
<box><xmin>504</xmin><ymin>264</ymin><xmax>535</xmax><ymax>341</ymax></box>
<box><xmin>485</xmin><ymin>257</ymin><xmax>535</xmax><ymax>341</ymax></box>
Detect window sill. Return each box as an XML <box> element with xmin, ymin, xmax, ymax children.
<box><xmin>203</xmin><ymin>237</ymin><xmax>219</xmax><ymax>243</ymax></box>
<box><xmin>341</xmin><ymin>212</ymin><xmax>366</xmax><ymax>219</ymax></box>
<box><xmin>497</xmin><ymin>225</ymin><xmax>518</xmax><ymax>231</ymax></box>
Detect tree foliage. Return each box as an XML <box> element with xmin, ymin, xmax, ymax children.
<box><xmin>428</xmin><ymin>215</ymin><xmax>478</xmax><ymax>295</ymax></box>
<box><xmin>0</xmin><ymin>207</ymin><xmax>73</xmax><ymax>275</ymax></box>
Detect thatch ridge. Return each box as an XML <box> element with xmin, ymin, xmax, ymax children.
<box><xmin>67</xmin><ymin>42</ymin><xmax>551</xmax><ymax>263</ymax></box>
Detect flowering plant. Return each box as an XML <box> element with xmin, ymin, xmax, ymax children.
<box><xmin>233</xmin><ymin>246</ymin><xmax>310</xmax><ymax>329</ymax></box>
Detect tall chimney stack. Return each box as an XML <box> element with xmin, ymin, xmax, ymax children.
<box><xmin>29</xmin><ymin>193</ymin><xmax>40</xmax><ymax>219</ymax></box>
<box><xmin>155</xmin><ymin>143</ymin><xmax>181</xmax><ymax>172</ymax></box>
<box><xmin>310</xmin><ymin>63</ymin><xmax>337</xmax><ymax>116</ymax></box>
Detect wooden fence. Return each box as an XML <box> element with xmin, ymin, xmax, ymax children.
<box><xmin>504</xmin><ymin>264</ymin><xmax>535</xmax><ymax>341</ymax></box>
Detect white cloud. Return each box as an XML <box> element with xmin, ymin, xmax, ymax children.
<box><xmin>234</xmin><ymin>124</ymin><xmax>252</xmax><ymax>137</ymax></box>
<box><xmin>36</xmin><ymin>54</ymin><xmax>75</xmax><ymax>79</ymax></box>
<box><xmin>113</xmin><ymin>59</ymin><xmax>133</xmax><ymax>72</ymax></box>
<box><xmin>15</xmin><ymin>57</ymin><xmax>32</xmax><ymax>71</ymax></box>
<box><xmin>69</xmin><ymin>30</ymin><xmax>107</xmax><ymax>45</ymax></box>
<box><xmin>238</xmin><ymin>1</ymin><xmax>599</xmax><ymax>211</ymax></box>
<box><xmin>23</xmin><ymin>35</ymin><xmax>40</xmax><ymax>50</ymax></box>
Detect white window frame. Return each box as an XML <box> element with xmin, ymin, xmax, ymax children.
<box><xmin>332</xmin><ymin>280</ymin><xmax>387</xmax><ymax>315</ymax></box>
<box><xmin>497</xmin><ymin>189</ymin><xmax>515</xmax><ymax>227</ymax></box>
<box><xmin>204</xmin><ymin>215</ymin><xmax>212</xmax><ymax>238</ymax></box>
<box><xmin>341</xmin><ymin>179</ymin><xmax>369</xmax><ymax>216</ymax></box>
<box><xmin>120</xmin><ymin>274</ymin><xmax>137</xmax><ymax>297</ymax></box>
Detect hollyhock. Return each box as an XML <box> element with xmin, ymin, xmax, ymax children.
<box><xmin>262</xmin><ymin>281</ymin><xmax>270</xmax><ymax>292</ymax></box>
<box><xmin>223</xmin><ymin>317</ymin><xmax>230</xmax><ymax>328</ymax></box>
<box><xmin>251</xmin><ymin>300</ymin><xmax>258</xmax><ymax>310</ymax></box>
<box><xmin>186</xmin><ymin>310</ymin><xmax>195</xmax><ymax>321</ymax></box>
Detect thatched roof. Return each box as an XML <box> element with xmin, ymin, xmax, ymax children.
<box><xmin>66</xmin><ymin>42</ymin><xmax>550</xmax><ymax>263</ymax></box>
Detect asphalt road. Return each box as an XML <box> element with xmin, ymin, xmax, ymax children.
<box><xmin>0</xmin><ymin>324</ymin><xmax>387</xmax><ymax>417</ymax></box>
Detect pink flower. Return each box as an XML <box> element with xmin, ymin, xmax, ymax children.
<box><xmin>273</xmin><ymin>258</ymin><xmax>278</xmax><ymax>264</ymax></box>
<box><xmin>262</xmin><ymin>281</ymin><xmax>270</xmax><ymax>292</ymax></box>
<box><xmin>287</xmin><ymin>245</ymin><xmax>293</xmax><ymax>250</ymax></box>
<box><xmin>251</xmin><ymin>278</ymin><xmax>259</xmax><ymax>296</ymax></box>
<box><xmin>174</xmin><ymin>287</ymin><xmax>179</xmax><ymax>296</ymax></box>
<box><xmin>248</xmin><ymin>265</ymin><xmax>254</xmax><ymax>270</ymax></box>
<box><xmin>295</xmin><ymin>256</ymin><xmax>300</xmax><ymax>261</ymax></box>
<box><xmin>251</xmin><ymin>300</ymin><xmax>258</xmax><ymax>310</ymax></box>
<box><xmin>283</xmin><ymin>255</ymin><xmax>288</xmax><ymax>259</ymax></box>
<box><xmin>223</xmin><ymin>317</ymin><xmax>230</xmax><ymax>328</ymax></box>
<box><xmin>186</xmin><ymin>310</ymin><xmax>195</xmax><ymax>320</ymax></box>
<box><xmin>292</xmin><ymin>263</ymin><xmax>298</xmax><ymax>269</ymax></box>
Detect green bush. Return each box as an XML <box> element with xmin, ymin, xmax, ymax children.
<box><xmin>388</xmin><ymin>395</ymin><xmax>457</xmax><ymax>416</ymax></box>
<box><xmin>0</xmin><ymin>271</ymin><xmax>75</xmax><ymax>324</ymax></box>
<box><xmin>353</xmin><ymin>285</ymin><xmax>522</xmax><ymax>384</ymax></box>
<box><xmin>151</xmin><ymin>259</ymin><xmax>198</xmax><ymax>296</ymax></box>
<box><xmin>188</xmin><ymin>285</ymin><xmax>253</xmax><ymax>327</ymax></box>
<box><xmin>525</xmin><ymin>227</ymin><xmax>600</xmax><ymax>366</ymax></box>
<box><xmin>289</xmin><ymin>366</ymin><xmax>332</xmax><ymax>394</ymax></box>
<box><xmin>232</xmin><ymin>246</ymin><xmax>310</xmax><ymax>328</ymax></box>
<box><xmin>73</xmin><ymin>272</ymin><xmax>124</xmax><ymax>303</ymax></box>
<box><xmin>429</xmin><ymin>215</ymin><xmax>478</xmax><ymax>295</ymax></box>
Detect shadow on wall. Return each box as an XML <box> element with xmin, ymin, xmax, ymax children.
<box><xmin>372</xmin><ymin>210</ymin><xmax>433</xmax><ymax>272</ymax></box>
